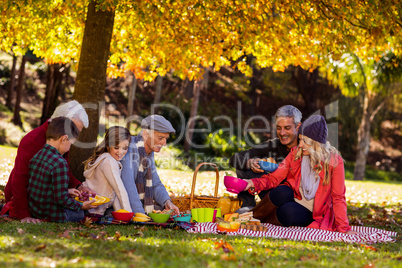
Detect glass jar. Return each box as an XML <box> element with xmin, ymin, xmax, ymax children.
<box><xmin>217</xmin><ymin>194</ymin><xmax>232</xmax><ymax>215</ymax></box>
<box><xmin>230</xmin><ymin>199</ymin><xmax>242</xmax><ymax>213</ymax></box>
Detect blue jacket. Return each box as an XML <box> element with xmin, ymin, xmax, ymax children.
<box><xmin>120</xmin><ymin>133</ymin><xmax>171</xmax><ymax>213</ymax></box>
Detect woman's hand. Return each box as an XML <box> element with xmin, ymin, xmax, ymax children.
<box><xmin>247</xmin><ymin>159</ymin><xmax>264</xmax><ymax>173</ymax></box>
<box><xmin>68</xmin><ymin>188</ymin><xmax>80</xmax><ymax>197</ymax></box>
<box><xmin>243</xmin><ymin>179</ymin><xmax>254</xmax><ymax>191</ymax></box>
<box><xmin>164</xmin><ymin>200</ymin><xmax>180</xmax><ymax>215</ymax></box>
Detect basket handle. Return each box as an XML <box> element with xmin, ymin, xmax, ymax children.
<box><xmin>190</xmin><ymin>162</ymin><xmax>219</xmax><ymax>210</ymax></box>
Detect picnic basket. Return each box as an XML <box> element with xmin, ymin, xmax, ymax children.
<box><xmin>171</xmin><ymin>162</ymin><xmax>221</xmax><ymax>211</ymax></box>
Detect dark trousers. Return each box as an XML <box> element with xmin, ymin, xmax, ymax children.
<box><xmin>270</xmin><ymin>185</ymin><xmax>313</xmax><ymax>227</ymax></box>
<box><xmin>236</xmin><ymin>169</ymin><xmax>269</xmax><ymax>207</ymax></box>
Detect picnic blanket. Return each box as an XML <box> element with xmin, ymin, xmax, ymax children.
<box><xmin>86</xmin><ymin>215</ymin><xmax>194</xmax><ymax>230</ymax></box>
<box><xmin>187</xmin><ymin>222</ymin><xmax>398</xmax><ymax>244</ymax></box>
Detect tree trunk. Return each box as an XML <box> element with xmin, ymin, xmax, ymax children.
<box><xmin>69</xmin><ymin>1</ymin><xmax>115</xmax><ymax>181</ymax></box>
<box><xmin>12</xmin><ymin>55</ymin><xmax>27</xmax><ymax>127</ymax></box>
<box><xmin>245</xmin><ymin>55</ymin><xmax>262</xmax><ymax>115</ymax></box>
<box><xmin>153</xmin><ymin>75</ymin><xmax>163</xmax><ymax>113</ymax></box>
<box><xmin>6</xmin><ymin>54</ymin><xmax>17</xmax><ymax>110</ymax></box>
<box><xmin>292</xmin><ymin>66</ymin><xmax>319</xmax><ymax>115</ymax></box>
<box><xmin>41</xmin><ymin>63</ymin><xmax>64</xmax><ymax>124</ymax></box>
<box><xmin>353</xmin><ymin>93</ymin><xmax>371</xmax><ymax>181</ymax></box>
<box><xmin>183</xmin><ymin>78</ymin><xmax>194</xmax><ymax>99</ymax></box>
<box><xmin>183</xmin><ymin>80</ymin><xmax>201</xmax><ymax>153</ymax></box>
<box><xmin>60</xmin><ymin>63</ymin><xmax>70</xmax><ymax>100</ymax></box>
<box><xmin>126</xmin><ymin>71</ymin><xmax>137</xmax><ymax>129</ymax></box>
<box><xmin>183</xmin><ymin>70</ymin><xmax>208</xmax><ymax>153</ymax></box>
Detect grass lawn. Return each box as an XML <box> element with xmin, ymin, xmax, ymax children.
<box><xmin>0</xmin><ymin>145</ymin><xmax>401</xmax><ymax>267</ymax></box>
<box><xmin>0</xmin><ymin>218</ymin><xmax>400</xmax><ymax>268</ymax></box>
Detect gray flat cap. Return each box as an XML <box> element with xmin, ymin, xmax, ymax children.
<box><xmin>141</xmin><ymin>115</ymin><xmax>175</xmax><ymax>133</ymax></box>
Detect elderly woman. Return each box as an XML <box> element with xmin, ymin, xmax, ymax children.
<box><xmin>2</xmin><ymin>101</ymin><xmax>95</xmax><ymax>223</ymax></box>
<box><xmin>244</xmin><ymin>115</ymin><xmax>359</xmax><ymax>235</ymax></box>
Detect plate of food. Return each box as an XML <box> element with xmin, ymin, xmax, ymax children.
<box><xmin>75</xmin><ymin>193</ymin><xmax>110</xmax><ymax>206</ymax></box>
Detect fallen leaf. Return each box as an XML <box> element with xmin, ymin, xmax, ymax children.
<box><xmin>83</xmin><ymin>217</ymin><xmax>93</xmax><ymax>228</ymax></box>
<box><xmin>69</xmin><ymin>258</ymin><xmax>82</xmax><ymax>264</ymax></box>
<box><xmin>300</xmin><ymin>253</ymin><xmax>319</xmax><ymax>261</ymax></box>
<box><xmin>363</xmin><ymin>263</ymin><xmax>375</xmax><ymax>268</ymax></box>
<box><xmin>220</xmin><ymin>254</ymin><xmax>236</xmax><ymax>261</ymax></box>
<box><xmin>90</xmin><ymin>233</ymin><xmax>99</xmax><ymax>239</ymax></box>
<box><xmin>214</xmin><ymin>239</ymin><xmax>235</xmax><ymax>253</ymax></box>
<box><xmin>133</xmin><ymin>231</ymin><xmax>144</xmax><ymax>237</ymax></box>
<box><xmin>265</xmin><ymin>248</ymin><xmax>272</xmax><ymax>254</ymax></box>
<box><xmin>34</xmin><ymin>244</ymin><xmax>46</xmax><ymax>252</ymax></box>
<box><xmin>360</xmin><ymin>244</ymin><xmax>378</xmax><ymax>251</ymax></box>
<box><xmin>58</xmin><ymin>230</ymin><xmax>71</xmax><ymax>239</ymax></box>
<box><xmin>114</xmin><ymin>231</ymin><xmax>121</xmax><ymax>241</ymax></box>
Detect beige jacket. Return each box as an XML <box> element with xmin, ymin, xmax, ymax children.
<box><xmin>83</xmin><ymin>153</ymin><xmax>132</xmax><ymax>215</ymax></box>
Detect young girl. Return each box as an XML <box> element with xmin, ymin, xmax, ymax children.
<box><xmin>244</xmin><ymin>115</ymin><xmax>359</xmax><ymax>235</ymax></box>
<box><xmin>82</xmin><ymin>126</ymin><xmax>132</xmax><ymax>215</ymax></box>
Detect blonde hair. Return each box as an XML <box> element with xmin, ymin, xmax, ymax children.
<box><xmin>295</xmin><ymin>136</ymin><xmax>343</xmax><ymax>185</ymax></box>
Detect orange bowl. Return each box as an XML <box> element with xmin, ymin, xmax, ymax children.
<box><xmin>217</xmin><ymin>225</ymin><xmax>239</xmax><ymax>233</ymax></box>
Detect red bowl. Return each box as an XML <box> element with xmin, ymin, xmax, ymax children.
<box><xmin>224</xmin><ymin>176</ymin><xmax>248</xmax><ymax>194</ymax></box>
<box><xmin>111</xmin><ymin>211</ymin><xmax>134</xmax><ymax>221</ymax></box>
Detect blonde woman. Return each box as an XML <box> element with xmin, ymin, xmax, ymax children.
<box><xmin>244</xmin><ymin>115</ymin><xmax>359</xmax><ymax>235</ymax></box>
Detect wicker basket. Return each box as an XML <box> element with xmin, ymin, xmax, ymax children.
<box><xmin>171</xmin><ymin>162</ymin><xmax>221</xmax><ymax>211</ymax></box>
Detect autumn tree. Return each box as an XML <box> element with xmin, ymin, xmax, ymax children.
<box><xmin>1</xmin><ymin>0</ymin><xmax>402</xmax><ymax>178</ymax></box>
<box><xmin>322</xmin><ymin>52</ymin><xmax>402</xmax><ymax>180</ymax></box>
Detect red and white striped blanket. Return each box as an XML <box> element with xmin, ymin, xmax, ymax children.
<box><xmin>187</xmin><ymin>222</ymin><xmax>397</xmax><ymax>244</ymax></box>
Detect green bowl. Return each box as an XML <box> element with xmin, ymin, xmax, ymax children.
<box><xmin>148</xmin><ymin>213</ymin><xmax>171</xmax><ymax>223</ymax></box>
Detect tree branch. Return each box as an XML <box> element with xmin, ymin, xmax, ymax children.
<box><xmin>370</xmin><ymin>101</ymin><xmax>385</xmax><ymax>122</ymax></box>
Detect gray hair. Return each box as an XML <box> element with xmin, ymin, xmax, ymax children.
<box><xmin>275</xmin><ymin>105</ymin><xmax>302</xmax><ymax>125</ymax></box>
<box><xmin>51</xmin><ymin>100</ymin><xmax>89</xmax><ymax>128</ymax></box>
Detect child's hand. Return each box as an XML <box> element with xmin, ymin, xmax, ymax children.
<box><xmin>81</xmin><ymin>200</ymin><xmax>96</xmax><ymax>210</ymax></box>
<box><xmin>68</xmin><ymin>188</ymin><xmax>80</xmax><ymax>197</ymax></box>
<box><xmin>77</xmin><ymin>185</ymin><xmax>97</xmax><ymax>196</ymax></box>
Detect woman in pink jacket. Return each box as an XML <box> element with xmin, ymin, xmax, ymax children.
<box><xmin>244</xmin><ymin>115</ymin><xmax>359</xmax><ymax>235</ymax></box>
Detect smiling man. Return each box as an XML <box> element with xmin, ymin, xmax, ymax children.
<box><xmin>120</xmin><ymin>115</ymin><xmax>180</xmax><ymax>215</ymax></box>
<box><xmin>229</xmin><ymin>105</ymin><xmax>302</xmax><ymax>213</ymax></box>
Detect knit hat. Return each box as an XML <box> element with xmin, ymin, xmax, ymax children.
<box><xmin>298</xmin><ymin>115</ymin><xmax>328</xmax><ymax>144</ymax></box>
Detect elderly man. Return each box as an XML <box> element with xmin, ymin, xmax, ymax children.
<box><xmin>229</xmin><ymin>105</ymin><xmax>302</xmax><ymax>213</ymax></box>
<box><xmin>2</xmin><ymin>100</ymin><xmax>96</xmax><ymax>223</ymax></box>
<box><xmin>121</xmin><ymin>115</ymin><xmax>180</xmax><ymax>215</ymax></box>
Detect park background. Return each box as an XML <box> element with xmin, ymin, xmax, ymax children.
<box><xmin>0</xmin><ymin>1</ymin><xmax>401</xmax><ymax>267</ymax></box>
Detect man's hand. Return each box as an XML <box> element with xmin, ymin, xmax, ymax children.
<box><xmin>77</xmin><ymin>185</ymin><xmax>96</xmax><ymax>196</ymax></box>
<box><xmin>81</xmin><ymin>200</ymin><xmax>96</xmax><ymax>210</ymax></box>
<box><xmin>247</xmin><ymin>158</ymin><xmax>264</xmax><ymax>173</ymax></box>
<box><xmin>21</xmin><ymin>217</ymin><xmax>41</xmax><ymax>224</ymax></box>
<box><xmin>164</xmin><ymin>200</ymin><xmax>180</xmax><ymax>215</ymax></box>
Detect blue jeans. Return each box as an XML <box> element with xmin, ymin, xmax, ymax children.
<box><xmin>64</xmin><ymin>209</ymin><xmax>84</xmax><ymax>222</ymax></box>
